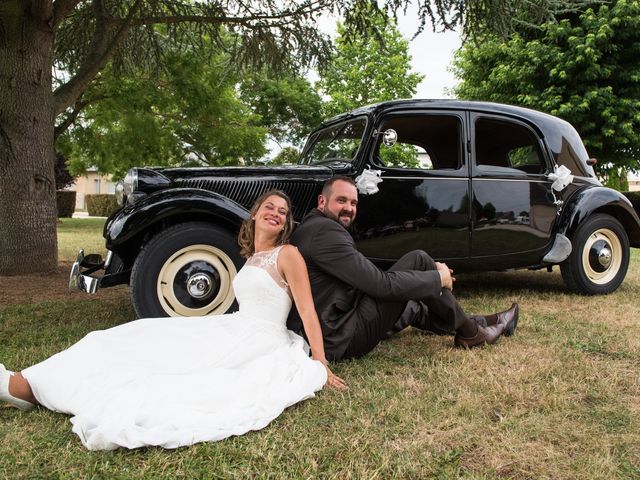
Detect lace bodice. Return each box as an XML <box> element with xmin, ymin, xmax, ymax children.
<box><xmin>232</xmin><ymin>245</ymin><xmax>292</xmax><ymax>327</ymax></box>
<box><xmin>243</xmin><ymin>245</ymin><xmax>290</xmax><ymax>296</ymax></box>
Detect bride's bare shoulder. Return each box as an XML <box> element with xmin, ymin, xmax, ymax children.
<box><xmin>278</xmin><ymin>244</ymin><xmax>304</xmax><ymax>267</ymax></box>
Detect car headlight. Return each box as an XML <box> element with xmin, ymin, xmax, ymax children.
<box><xmin>116</xmin><ymin>168</ymin><xmax>140</xmax><ymax>206</ymax></box>
<box><xmin>114</xmin><ymin>181</ymin><xmax>125</xmax><ymax>206</ymax></box>
<box><xmin>116</xmin><ymin>167</ymin><xmax>172</xmax><ymax>206</ymax></box>
<box><xmin>122</xmin><ymin>168</ymin><xmax>139</xmax><ymax>200</ymax></box>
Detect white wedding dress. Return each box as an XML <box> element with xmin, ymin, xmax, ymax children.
<box><xmin>22</xmin><ymin>246</ymin><xmax>327</xmax><ymax>450</ymax></box>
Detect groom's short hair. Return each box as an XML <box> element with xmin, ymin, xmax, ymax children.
<box><xmin>321</xmin><ymin>176</ymin><xmax>356</xmax><ymax>198</ymax></box>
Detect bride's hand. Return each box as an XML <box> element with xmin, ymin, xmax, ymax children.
<box><xmin>324</xmin><ymin>364</ymin><xmax>348</xmax><ymax>391</ymax></box>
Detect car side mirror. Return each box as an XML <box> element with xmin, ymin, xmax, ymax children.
<box><xmin>382</xmin><ymin>129</ymin><xmax>397</xmax><ymax>147</ymax></box>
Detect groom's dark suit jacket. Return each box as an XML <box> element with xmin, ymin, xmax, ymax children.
<box><xmin>288</xmin><ymin>209</ymin><xmax>442</xmax><ymax>360</ymax></box>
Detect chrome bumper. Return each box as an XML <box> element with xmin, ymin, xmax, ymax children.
<box><xmin>68</xmin><ymin>249</ymin><xmax>112</xmax><ymax>294</ymax></box>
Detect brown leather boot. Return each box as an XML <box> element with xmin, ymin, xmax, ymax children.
<box><xmin>454</xmin><ymin>323</ymin><xmax>505</xmax><ymax>349</ymax></box>
<box><xmin>481</xmin><ymin>303</ymin><xmax>519</xmax><ymax>336</ymax></box>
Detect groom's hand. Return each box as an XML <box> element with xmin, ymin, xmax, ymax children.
<box><xmin>435</xmin><ymin>262</ymin><xmax>455</xmax><ymax>291</ymax></box>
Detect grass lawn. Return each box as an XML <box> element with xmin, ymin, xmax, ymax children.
<box><xmin>1</xmin><ymin>219</ymin><xmax>639</xmax><ymax>478</ymax></box>
<box><xmin>57</xmin><ymin>217</ymin><xmax>109</xmax><ymax>262</ymax></box>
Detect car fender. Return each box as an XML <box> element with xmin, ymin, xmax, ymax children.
<box><xmin>105</xmin><ymin>188</ymin><xmax>249</xmax><ymax>250</ymax></box>
<box><xmin>556</xmin><ymin>186</ymin><xmax>640</xmax><ymax>248</ymax></box>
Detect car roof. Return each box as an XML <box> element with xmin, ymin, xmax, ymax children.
<box><xmin>321</xmin><ymin>99</ymin><xmax>571</xmax><ymax>136</ymax></box>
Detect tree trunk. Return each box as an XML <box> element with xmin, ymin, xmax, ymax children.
<box><xmin>0</xmin><ymin>1</ymin><xmax>57</xmax><ymax>275</ymax></box>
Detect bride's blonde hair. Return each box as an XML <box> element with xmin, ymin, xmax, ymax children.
<box><xmin>238</xmin><ymin>190</ymin><xmax>295</xmax><ymax>258</ymax></box>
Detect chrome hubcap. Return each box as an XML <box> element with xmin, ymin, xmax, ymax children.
<box><xmin>187</xmin><ymin>273</ymin><xmax>213</xmax><ymax>298</ymax></box>
<box><xmin>598</xmin><ymin>247</ymin><xmax>612</xmax><ymax>268</ymax></box>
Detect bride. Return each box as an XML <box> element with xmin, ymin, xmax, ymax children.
<box><xmin>0</xmin><ymin>190</ymin><xmax>347</xmax><ymax>450</ymax></box>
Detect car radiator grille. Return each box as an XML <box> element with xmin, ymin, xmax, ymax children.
<box><xmin>176</xmin><ymin>178</ymin><xmax>319</xmax><ymax>221</ymax></box>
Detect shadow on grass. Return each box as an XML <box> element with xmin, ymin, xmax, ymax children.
<box><xmin>453</xmin><ymin>268</ymin><xmax>566</xmax><ymax>298</ymax></box>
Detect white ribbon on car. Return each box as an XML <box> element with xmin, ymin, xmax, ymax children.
<box><xmin>354</xmin><ymin>167</ymin><xmax>383</xmax><ymax>195</ymax></box>
<box><xmin>548</xmin><ymin>165</ymin><xmax>574</xmax><ymax>192</ymax></box>
<box><xmin>547</xmin><ymin>164</ymin><xmax>574</xmax><ymax>214</ymax></box>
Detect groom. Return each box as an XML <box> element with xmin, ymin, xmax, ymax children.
<box><xmin>288</xmin><ymin>176</ymin><xmax>519</xmax><ymax>361</ymax></box>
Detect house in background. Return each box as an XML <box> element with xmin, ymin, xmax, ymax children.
<box><xmin>67</xmin><ymin>168</ymin><xmax>116</xmax><ymax>210</ymax></box>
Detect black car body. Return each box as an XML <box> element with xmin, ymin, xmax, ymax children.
<box><xmin>70</xmin><ymin>100</ymin><xmax>640</xmax><ymax>318</ymax></box>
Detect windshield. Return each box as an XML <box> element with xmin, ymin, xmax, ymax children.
<box><xmin>299</xmin><ymin>117</ymin><xmax>367</xmax><ymax>165</ymax></box>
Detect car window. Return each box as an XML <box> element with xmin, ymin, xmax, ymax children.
<box><xmin>374</xmin><ymin>115</ymin><xmax>462</xmax><ymax>170</ymax></box>
<box><xmin>475</xmin><ymin>118</ymin><xmax>546</xmax><ymax>174</ymax></box>
<box><xmin>300</xmin><ymin>118</ymin><xmax>367</xmax><ymax>165</ymax></box>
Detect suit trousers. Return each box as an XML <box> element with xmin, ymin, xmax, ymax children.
<box><xmin>342</xmin><ymin>250</ymin><xmax>470</xmax><ymax>359</ymax></box>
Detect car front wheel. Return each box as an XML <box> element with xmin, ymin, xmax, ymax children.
<box><xmin>130</xmin><ymin>222</ymin><xmax>243</xmax><ymax>318</ymax></box>
<box><xmin>560</xmin><ymin>213</ymin><xmax>630</xmax><ymax>294</ymax></box>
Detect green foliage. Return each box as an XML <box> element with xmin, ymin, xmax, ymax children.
<box><xmin>51</xmin><ymin>1</ymin><xmax>584</xmax><ymax>179</ymax></box>
<box><xmin>86</xmin><ymin>194</ymin><xmax>119</xmax><ymax>217</ymax></box>
<box><xmin>379</xmin><ymin>143</ymin><xmax>422</xmax><ymax>168</ymax></box>
<box><xmin>56</xmin><ymin>191</ymin><xmax>76</xmax><ymax>218</ymax></box>
<box><xmin>49</xmin><ymin>1</ymin><xmax>580</xmax><ymax>132</ymax></box>
<box><xmin>453</xmin><ymin>0</ymin><xmax>640</xmax><ymax>175</ymax></box>
<box><xmin>270</xmin><ymin>146</ymin><xmax>301</xmax><ymax>165</ymax></box>
<box><xmin>602</xmin><ymin>166</ymin><xmax>630</xmax><ymax>191</ymax></box>
<box><xmin>53</xmin><ymin>1</ymin><xmax>332</xmax><ymax>90</ymax></box>
<box><xmin>317</xmin><ymin>3</ymin><xmax>424</xmax><ymax>118</ymax></box>
<box><xmin>59</xmin><ymin>50</ymin><xmax>268</xmax><ymax>178</ymax></box>
<box><xmin>241</xmin><ymin>72</ymin><xmax>324</xmax><ymax>146</ymax></box>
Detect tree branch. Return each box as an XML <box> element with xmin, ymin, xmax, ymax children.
<box><xmin>53</xmin><ymin>0</ymin><xmax>328</xmax><ymax>115</ymax></box>
<box><xmin>129</xmin><ymin>14</ymin><xmax>315</xmax><ymax>31</ymax></box>
<box><xmin>129</xmin><ymin>14</ymin><xmax>275</xmax><ymax>27</ymax></box>
<box><xmin>127</xmin><ymin>3</ymin><xmax>327</xmax><ymax>29</ymax></box>
<box><xmin>123</xmin><ymin>0</ymin><xmax>328</xmax><ymax>31</ymax></box>
<box><xmin>54</xmin><ymin>93</ymin><xmax>107</xmax><ymax>139</ymax></box>
<box><xmin>53</xmin><ymin>0</ymin><xmax>142</xmax><ymax>115</ymax></box>
<box><xmin>52</xmin><ymin>0</ymin><xmax>82</xmax><ymax>29</ymax></box>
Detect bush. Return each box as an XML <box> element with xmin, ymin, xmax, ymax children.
<box><xmin>622</xmin><ymin>191</ymin><xmax>640</xmax><ymax>217</ymax></box>
<box><xmin>86</xmin><ymin>194</ymin><xmax>119</xmax><ymax>217</ymax></box>
<box><xmin>55</xmin><ymin>152</ymin><xmax>75</xmax><ymax>190</ymax></box>
<box><xmin>56</xmin><ymin>191</ymin><xmax>76</xmax><ymax>218</ymax></box>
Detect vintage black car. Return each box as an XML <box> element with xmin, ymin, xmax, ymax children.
<box><xmin>70</xmin><ymin>100</ymin><xmax>640</xmax><ymax>318</ymax></box>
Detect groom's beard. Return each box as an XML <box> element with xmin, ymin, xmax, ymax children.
<box><xmin>323</xmin><ymin>208</ymin><xmax>354</xmax><ymax>228</ymax></box>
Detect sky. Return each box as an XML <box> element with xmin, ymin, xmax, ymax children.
<box><xmin>314</xmin><ymin>10</ymin><xmax>462</xmax><ymax>99</ymax></box>
<box><xmin>396</xmin><ymin>18</ymin><xmax>461</xmax><ymax>99</ymax></box>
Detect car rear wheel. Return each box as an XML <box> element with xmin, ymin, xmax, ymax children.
<box><xmin>560</xmin><ymin>213</ymin><xmax>630</xmax><ymax>294</ymax></box>
<box><xmin>130</xmin><ymin>222</ymin><xmax>243</xmax><ymax>318</ymax></box>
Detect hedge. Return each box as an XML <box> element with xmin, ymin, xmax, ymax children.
<box><xmin>56</xmin><ymin>190</ymin><xmax>76</xmax><ymax>218</ymax></box>
<box><xmin>86</xmin><ymin>194</ymin><xmax>119</xmax><ymax>217</ymax></box>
